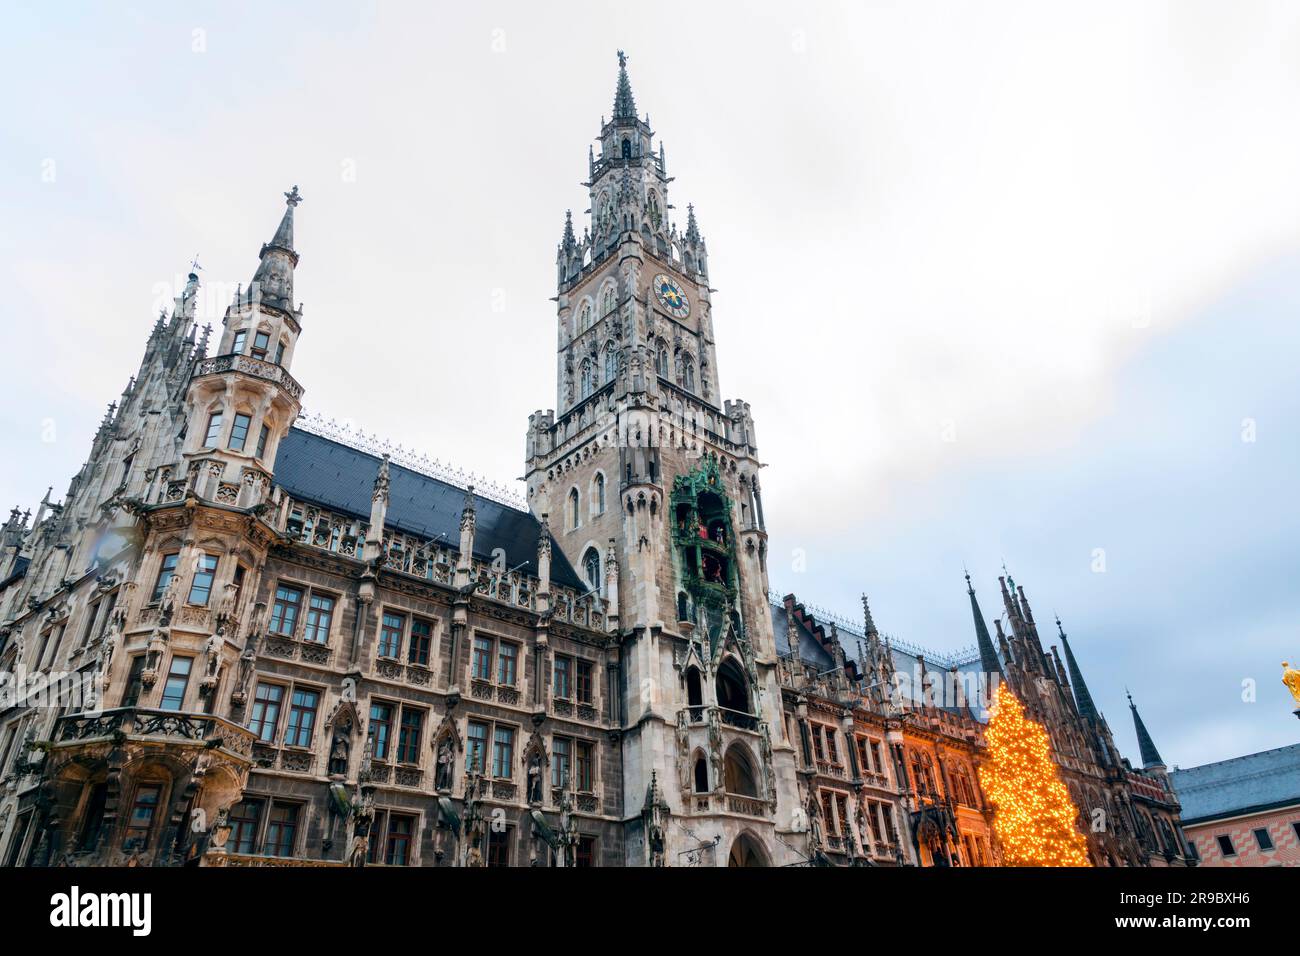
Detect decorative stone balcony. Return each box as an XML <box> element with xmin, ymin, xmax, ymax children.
<box><xmin>193</xmin><ymin>352</ymin><xmax>304</xmax><ymax>402</ymax></box>
<box><xmin>54</xmin><ymin>707</ymin><xmax>255</xmax><ymax>763</ymax></box>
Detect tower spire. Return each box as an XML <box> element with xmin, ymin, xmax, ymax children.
<box><xmin>250</xmin><ymin>185</ymin><xmax>302</xmax><ymax>315</ymax></box>
<box><xmin>612</xmin><ymin>50</ymin><xmax>637</xmax><ymax>121</ymax></box>
<box><xmin>966</xmin><ymin>570</ymin><xmax>1004</xmax><ymax>683</ymax></box>
<box><xmin>1127</xmin><ymin>690</ymin><xmax>1165</xmax><ymax>769</ymax></box>
<box><xmin>1056</xmin><ymin>616</ymin><xmax>1098</xmax><ymax>722</ymax></box>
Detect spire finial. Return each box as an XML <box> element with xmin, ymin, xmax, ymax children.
<box><xmin>285</xmin><ymin>184</ymin><xmax>302</xmax><ymax>207</ymax></box>
<box><xmin>612</xmin><ymin>50</ymin><xmax>637</xmax><ymax>121</ymax></box>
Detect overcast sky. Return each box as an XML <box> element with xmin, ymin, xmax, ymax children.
<box><xmin>1</xmin><ymin>1</ymin><xmax>1297</xmax><ymax>768</ymax></box>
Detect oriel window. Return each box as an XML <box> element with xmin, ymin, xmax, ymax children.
<box><xmin>186</xmin><ymin>553</ymin><xmax>218</xmax><ymax>606</ymax></box>
<box><xmin>152</xmin><ymin>553</ymin><xmax>179</xmax><ymax>602</ymax></box>
<box><xmin>250</xmin><ymin>330</ymin><xmax>270</xmax><ymax>361</ymax></box>
<box><xmin>203</xmin><ymin>410</ymin><xmax>224</xmax><ymax>448</ymax></box>
<box><xmin>228</xmin><ymin>412</ymin><xmax>252</xmax><ymax>452</ymax></box>
<box><xmin>159</xmin><ymin>656</ymin><xmax>193</xmax><ymax>711</ymax></box>
<box><xmin>122</xmin><ymin>783</ymin><xmax>163</xmax><ymax>851</ymax></box>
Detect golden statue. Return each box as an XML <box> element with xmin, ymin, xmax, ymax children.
<box><xmin>1282</xmin><ymin>661</ymin><xmax>1300</xmax><ymax>710</ymax></box>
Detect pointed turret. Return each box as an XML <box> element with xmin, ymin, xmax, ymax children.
<box><xmin>966</xmin><ymin>572</ymin><xmax>1004</xmax><ymax>682</ymax></box>
<box><xmin>250</xmin><ymin>185</ymin><xmax>302</xmax><ymax>315</ymax></box>
<box><xmin>612</xmin><ymin>50</ymin><xmax>637</xmax><ymax>122</ymax></box>
<box><xmin>1127</xmin><ymin>691</ymin><xmax>1165</xmax><ymax>770</ymax></box>
<box><xmin>1057</xmin><ymin>616</ymin><xmax>1099</xmax><ymax>722</ymax></box>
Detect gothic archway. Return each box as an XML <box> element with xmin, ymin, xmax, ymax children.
<box><xmin>727</xmin><ymin>831</ymin><xmax>770</xmax><ymax>867</ymax></box>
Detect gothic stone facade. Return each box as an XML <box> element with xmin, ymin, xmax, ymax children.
<box><xmin>0</xmin><ymin>54</ymin><xmax>1186</xmax><ymax>868</ymax></box>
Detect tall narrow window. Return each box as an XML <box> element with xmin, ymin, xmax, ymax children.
<box><xmin>153</xmin><ymin>554</ymin><xmax>179</xmax><ymax>602</ymax></box>
<box><xmin>583</xmin><ymin>548</ymin><xmax>601</xmax><ymax>594</ymax></box>
<box><xmin>552</xmin><ymin>737</ymin><xmax>570</xmax><ymax>788</ymax></box>
<box><xmin>408</xmin><ymin>619</ymin><xmax>432</xmax><ymax>666</ymax></box>
<box><xmin>203</xmin><ymin>411</ymin><xmax>224</xmax><ymax>447</ymax></box>
<box><xmin>605</xmin><ymin>343</ymin><xmax>617</xmax><ymax>382</ymax></box>
<box><xmin>575</xmin><ymin>741</ymin><xmax>593</xmax><ymax>791</ymax></box>
<box><xmin>121</xmin><ymin>655</ymin><xmax>146</xmax><ymax>707</ymax></box>
<box><xmin>379</xmin><ymin>611</ymin><xmax>404</xmax><ymax>659</ymax></box>
<box><xmin>576</xmin><ymin>660</ymin><xmax>594</xmax><ymax>705</ymax></box>
<box><xmin>472</xmin><ymin>636</ymin><xmax>492</xmax><ymax>681</ymax></box>
<box><xmin>273</xmin><ymin>340</ymin><xmax>286</xmax><ymax>365</ymax></box>
<box><xmin>304</xmin><ymin>593</ymin><xmax>334</xmax><ymax>644</ymax></box>
<box><xmin>255</xmin><ymin>424</ymin><xmax>270</xmax><ymax>459</ymax></box>
<box><xmin>467</xmin><ymin>721</ymin><xmax>489</xmax><ymax>773</ymax></box>
<box><xmin>568</xmin><ymin>488</ymin><xmax>580</xmax><ymax>530</ymax></box>
<box><xmin>580</xmin><ymin>359</ymin><xmax>593</xmax><ymax>399</ymax></box>
<box><xmin>487</xmin><ymin>827</ymin><xmax>511</xmax><ymax>867</ymax></box>
<box><xmin>369</xmin><ymin>702</ymin><xmax>394</xmax><ymax>761</ymax></box>
<box><xmin>122</xmin><ymin>783</ymin><xmax>163</xmax><ymax>851</ymax></box>
<box><xmin>159</xmin><ymin>657</ymin><xmax>193</xmax><ymax>711</ymax></box>
<box><xmin>228</xmin><ymin>412</ymin><xmax>252</xmax><ymax>452</ymax></box>
<box><xmin>285</xmin><ymin>688</ymin><xmax>319</xmax><ymax>748</ymax></box>
<box><xmin>264</xmin><ymin>803</ymin><xmax>299</xmax><ymax>857</ymax></box>
<box><xmin>385</xmin><ymin>815</ymin><xmax>414</xmax><ymax>865</ymax></box>
<box><xmin>492</xmin><ymin>726</ymin><xmax>515</xmax><ymax>778</ymax></box>
<box><xmin>230</xmin><ymin>798</ymin><xmax>263</xmax><ymax>854</ymax></box>
<box><xmin>187</xmin><ymin>553</ymin><xmax>218</xmax><ymax>605</ymax></box>
<box><xmin>497</xmin><ymin>642</ymin><xmax>518</xmax><ymax>687</ymax></box>
<box><xmin>397</xmin><ymin>708</ymin><xmax>423</xmax><ymax>764</ymax></box>
<box><xmin>231</xmin><ymin>329</ymin><xmax>248</xmax><ymax>355</ymax></box>
<box><xmin>594</xmin><ymin>473</ymin><xmax>605</xmax><ymax>514</ymax></box>
<box><xmin>269</xmin><ymin>584</ymin><xmax>303</xmax><ymax>635</ymax></box>
<box><xmin>249</xmin><ymin>683</ymin><xmax>284</xmax><ymax>742</ymax></box>
<box><xmin>554</xmin><ymin>656</ymin><xmax>572</xmax><ymax>699</ymax></box>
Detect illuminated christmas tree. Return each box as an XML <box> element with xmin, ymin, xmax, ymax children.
<box><xmin>978</xmin><ymin>683</ymin><xmax>1091</xmax><ymax>866</ymax></box>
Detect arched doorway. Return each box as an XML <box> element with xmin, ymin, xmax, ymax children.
<box><xmin>727</xmin><ymin>831</ymin><xmax>770</xmax><ymax>867</ymax></box>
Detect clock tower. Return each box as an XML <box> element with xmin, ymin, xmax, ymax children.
<box><xmin>525</xmin><ymin>52</ymin><xmax>800</xmax><ymax>866</ymax></box>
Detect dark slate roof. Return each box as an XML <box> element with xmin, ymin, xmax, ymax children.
<box><xmin>771</xmin><ymin>603</ymin><xmax>835</xmax><ymax>670</ymax></box>
<box><xmin>0</xmin><ymin>555</ymin><xmax>30</xmax><ymax>592</ymax></box>
<box><xmin>274</xmin><ymin>427</ymin><xmax>584</xmax><ymax>590</ymax></box>
<box><xmin>771</xmin><ymin>599</ymin><xmax>986</xmax><ymax>717</ymax></box>
<box><xmin>1170</xmin><ymin>744</ymin><xmax>1300</xmax><ymax>824</ymax></box>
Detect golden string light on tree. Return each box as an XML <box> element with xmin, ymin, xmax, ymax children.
<box><xmin>978</xmin><ymin>683</ymin><xmax>1091</xmax><ymax>867</ymax></box>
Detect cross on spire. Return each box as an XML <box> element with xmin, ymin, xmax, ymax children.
<box><xmin>285</xmin><ymin>185</ymin><xmax>303</xmax><ymax>207</ymax></box>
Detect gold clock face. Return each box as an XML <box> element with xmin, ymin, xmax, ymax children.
<box><xmin>653</xmin><ymin>274</ymin><xmax>690</xmax><ymax>319</ymax></box>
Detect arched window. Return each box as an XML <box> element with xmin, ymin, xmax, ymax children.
<box><xmin>716</xmin><ymin>658</ymin><xmax>750</xmax><ymax>718</ymax></box>
<box><xmin>604</xmin><ymin>343</ymin><xmax>617</xmax><ymax>382</ymax></box>
<box><xmin>582</xmin><ymin>547</ymin><xmax>601</xmax><ymax>595</ymax></box>
<box><xmin>594</xmin><ymin>473</ymin><xmax>605</xmax><ymax>514</ymax></box>
<box><xmin>723</xmin><ymin>744</ymin><xmax>759</xmax><ymax>797</ymax></box>
<box><xmin>568</xmin><ymin>488</ymin><xmax>580</xmax><ymax>531</ymax></box>
<box><xmin>676</xmin><ymin>591</ymin><xmax>692</xmax><ymax>623</ymax></box>
<box><xmin>647</xmin><ymin>192</ymin><xmax>662</xmax><ymax>230</ymax></box>
<box><xmin>657</xmin><ymin>345</ymin><xmax>669</xmax><ymax>377</ymax></box>
<box><xmin>682</xmin><ymin>355</ymin><xmax>695</xmax><ymax>391</ymax></box>
<box><xmin>621</xmin><ymin>137</ymin><xmax>631</xmax><ymax>159</ymax></box>
<box><xmin>685</xmin><ymin>666</ymin><xmax>704</xmax><ymax>721</ymax></box>
<box><xmin>602</xmin><ymin>287</ymin><xmax>616</xmax><ymax>316</ymax></box>
<box><xmin>693</xmin><ymin>754</ymin><xmax>709</xmax><ymax>793</ymax></box>
<box><xmin>580</xmin><ymin>359</ymin><xmax>593</xmax><ymax>399</ymax></box>
<box><xmin>579</xmin><ymin>303</ymin><xmax>593</xmax><ymax>333</ymax></box>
